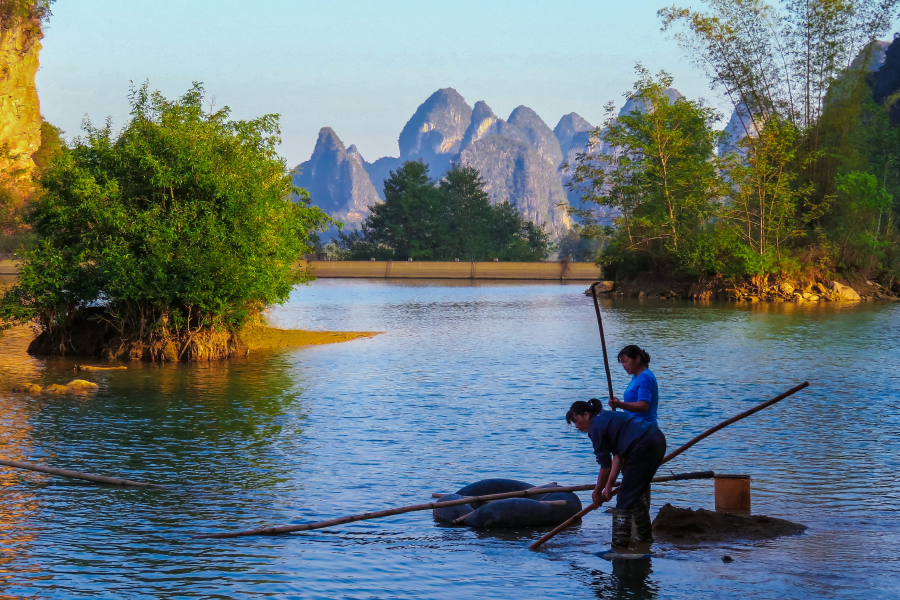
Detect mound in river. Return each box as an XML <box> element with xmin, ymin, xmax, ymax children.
<box><xmin>652</xmin><ymin>503</ymin><xmax>806</xmax><ymax>543</ymax></box>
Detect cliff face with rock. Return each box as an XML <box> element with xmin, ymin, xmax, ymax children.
<box><xmin>459</xmin><ymin>135</ymin><xmax>570</xmax><ymax>239</ymax></box>
<box><xmin>0</xmin><ymin>17</ymin><xmax>42</xmax><ymax>178</ymax></box>
<box><xmin>296</xmin><ymin>88</ymin><xmax>613</xmax><ymax>239</ymax></box>
<box><xmin>292</xmin><ymin>127</ymin><xmax>380</xmax><ymax>228</ymax></box>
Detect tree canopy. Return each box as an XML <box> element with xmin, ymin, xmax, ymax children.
<box><xmin>0</xmin><ymin>83</ymin><xmax>330</xmax><ymax>361</ymax></box>
<box><xmin>336</xmin><ymin>161</ymin><xmax>550</xmax><ymax>261</ymax></box>
<box><xmin>567</xmin><ymin>1</ymin><xmax>900</xmax><ymax>284</ymax></box>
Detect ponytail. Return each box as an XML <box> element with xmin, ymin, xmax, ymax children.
<box><xmin>617</xmin><ymin>344</ymin><xmax>650</xmax><ymax>365</ymax></box>
<box><xmin>566</xmin><ymin>398</ymin><xmax>602</xmax><ymax>424</ymax></box>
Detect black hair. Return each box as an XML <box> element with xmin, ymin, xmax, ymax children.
<box><xmin>617</xmin><ymin>344</ymin><xmax>650</xmax><ymax>365</ymax></box>
<box><xmin>566</xmin><ymin>398</ymin><xmax>603</xmax><ymax>424</ymax></box>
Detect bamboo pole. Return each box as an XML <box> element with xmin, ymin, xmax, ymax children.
<box><xmin>193</xmin><ymin>471</ymin><xmax>714</xmax><ymax>539</ymax></box>
<box><xmin>590</xmin><ymin>282</ymin><xmax>616</xmax><ymax>404</ymax></box>
<box><xmin>527</xmin><ymin>381</ymin><xmax>810</xmax><ymax>550</ymax></box>
<box><xmin>0</xmin><ymin>458</ymin><xmax>167</xmax><ymax>490</ymax></box>
<box><xmin>662</xmin><ymin>381</ymin><xmax>809</xmax><ymax>463</ymax></box>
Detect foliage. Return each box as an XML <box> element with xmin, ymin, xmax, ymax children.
<box><xmin>0</xmin><ymin>83</ymin><xmax>331</xmax><ymax>360</ymax></box>
<box><xmin>568</xmin><ymin>67</ymin><xmax>729</xmax><ymax>276</ymax></box>
<box><xmin>335</xmin><ymin>161</ymin><xmax>550</xmax><ymax>261</ymax></box>
<box><xmin>0</xmin><ymin>0</ymin><xmax>53</xmax><ymax>29</ymax></box>
<box><xmin>608</xmin><ymin>0</ymin><xmax>900</xmax><ymax>282</ymax></box>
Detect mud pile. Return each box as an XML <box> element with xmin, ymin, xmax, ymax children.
<box><xmin>652</xmin><ymin>503</ymin><xmax>806</xmax><ymax>543</ymax></box>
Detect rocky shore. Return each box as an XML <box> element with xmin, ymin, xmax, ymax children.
<box><xmin>586</xmin><ymin>274</ymin><xmax>899</xmax><ymax>303</ymax></box>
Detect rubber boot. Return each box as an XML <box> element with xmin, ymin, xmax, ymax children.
<box><xmin>611</xmin><ymin>508</ymin><xmax>633</xmax><ymax>550</ymax></box>
<box><xmin>632</xmin><ymin>489</ymin><xmax>654</xmax><ymax>543</ymax></box>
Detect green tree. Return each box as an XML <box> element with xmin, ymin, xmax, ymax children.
<box><xmin>0</xmin><ymin>83</ymin><xmax>331</xmax><ymax>361</ymax></box>
<box><xmin>568</xmin><ymin>67</ymin><xmax>727</xmax><ymax>276</ymax></box>
<box><xmin>336</xmin><ymin>161</ymin><xmax>549</xmax><ymax>261</ymax></box>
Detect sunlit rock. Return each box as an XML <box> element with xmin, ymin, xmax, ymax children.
<box><xmin>293</xmin><ymin>127</ymin><xmax>381</xmax><ymax>228</ymax></box>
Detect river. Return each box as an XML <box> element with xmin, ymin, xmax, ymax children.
<box><xmin>0</xmin><ymin>278</ymin><xmax>897</xmax><ymax>599</ymax></box>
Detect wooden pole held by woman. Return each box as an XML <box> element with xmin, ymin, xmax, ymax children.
<box><xmin>0</xmin><ymin>458</ymin><xmax>167</xmax><ymax>489</ymax></box>
<box><xmin>528</xmin><ymin>381</ymin><xmax>809</xmax><ymax>550</ymax></box>
<box><xmin>589</xmin><ymin>282</ymin><xmax>615</xmax><ymax>404</ymax></box>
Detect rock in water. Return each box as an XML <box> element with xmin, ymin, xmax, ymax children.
<box><xmin>398</xmin><ymin>87</ymin><xmax>472</xmax><ymax>176</ymax></box>
<box><xmin>508</xmin><ymin>105</ymin><xmax>564</xmax><ymax>167</ymax></box>
<box><xmin>66</xmin><ymin>380</ymin><xmax>99</xmax><ymax>393</ymax></box>
<box><xmin>12</xmin><ymin>383</ymin><xmax>41</xmax><ymax>394</ymax></box>
<box><xmin>831</xmin><ymin>281</ymin><xmax>862</xmax><ymax>301</ymax></box>
<box><xmin>459</xmin><ymin>135</ymin><xmax>571</xmax><ymax>240</ymax></box>
<box><xmin>293</xmin><ymin>128</ymin><xmax>381</xmax><ymax>228</ymax></box>
<box><xmin>652</xmin><ymin>503</ymin><xmax>806</xmax><ymax>543</ymax></box>
<box><xmin>45</xmin><ymin>384</ymin><xmax>68</xmax><ymax>394</ymax></box>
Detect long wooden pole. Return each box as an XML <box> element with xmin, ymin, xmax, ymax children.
<box><xmin>527</xmin><ymin>381</ymin><xmax>810</xmax><ymax>550</ymax></box>
<box><xmin>590</xmin><ymin>282</ymin><xmax>616</xmax><ymax>405</ymax></box>
<box><xmin>662</xmin><ymin>381</ymin><xmax>809</xmax><ymax>463</ymax></box>
<box><xmin>193</xmin><ymin>471</ymin><xmax>714</xmax><ymax>539</ymax></box>
<box><xmin>0</xmin><ymin>458</ymin><xmax>167</xmax><ymax>489</ymax></box>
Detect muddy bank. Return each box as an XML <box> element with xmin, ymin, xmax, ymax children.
<box><xmin>652</xmin><ymin>503</ymin><xmax>806</xmax><ymax>543</ymax></box>
<box><xmin>22</xmin><ymin>317</ymin><xmax>377</xmax><ymax>362</ymax></box>
<box><xmin>588</xmin><ymin>273</ymin><xmax>898</xmax><ymax>303</ymax></box>
<box><xmin>240</xmin><ymin>325</ymin><xmax>378</xmax><ymax>351</ymax></box>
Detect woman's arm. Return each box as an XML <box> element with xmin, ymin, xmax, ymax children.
<box><xmin>610</xmin><ymin>396</ymin><xmax>649</xmax><ymax>412</ymax></box>
<box><xmin>592</xmin><ymin>467</ymin><xmax>611</xmax><ymax>506</ymax></box>
<box><xmin>601</xmin><ymin>456</ymin><xmax>622</xmax><ymax>501</ymax></box>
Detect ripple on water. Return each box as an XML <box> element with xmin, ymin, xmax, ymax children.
<box><xmin>0</xmin><ymin>279</ymin><xmax>897</xmax><ymax>598</ymax></box>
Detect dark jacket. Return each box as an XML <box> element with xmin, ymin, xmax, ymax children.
<box><xmin>587</xmin><ymin>409</ymin><xmax>659</xmax><ymax>469</ymax></box>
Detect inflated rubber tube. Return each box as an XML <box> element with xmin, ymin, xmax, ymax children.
<box><xmin>432</xmin><ymin>479</ymin><xmax>583</xmax><ymax>528</ymax></box>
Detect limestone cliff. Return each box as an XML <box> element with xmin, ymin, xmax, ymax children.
<box><xmin>362</xmin><ymin>155</ymin><xmax>402</xmax><ymax>200</ymax></box>
<box><xmin>507</xmin><ymin>105</ymin><xmax>563</xmax><ymax>167</ymax></box>
<box><xmin>459</xmin><ymin>100</ymin><xmax>530</xmax><ymax>151</ymax></box>
<box><xmin>554</xmin><ymin>112</ymin><xmax>593</xmax><ymax>156</ymax></box>
<box><xmin>293</xmin><ymin>127</ymin><xmax>380</xmax><ymax>228</ymax></box>
<box><xmin>397</xmin><ymin>88</ymin><xmax>472</xmax><ymax>176</ymax></box>
<box><xmin>0</xmin><ymin>17</ymin><xmax>42</xmax><ymax>178</ymax></box>
<box><xmin>459</xmin><ymin>135</ymin><xmax>571</xmax><ymax>239</ymax></box>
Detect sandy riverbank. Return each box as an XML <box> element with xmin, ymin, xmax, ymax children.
<box><xmin>240</xmin><ymin>325</ymin><xmax>379</xmax><ymax>351</ymax></box>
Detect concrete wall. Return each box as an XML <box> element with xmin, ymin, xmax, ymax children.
<box><xmin>300</xmin><ymin>260</ymin><xmax>602</xmax><ymax>280</ymax></box>
<box><xmin>0</xmin><ymin>259</ymin><xmax>602</xmax><ymax>280</ymax></box>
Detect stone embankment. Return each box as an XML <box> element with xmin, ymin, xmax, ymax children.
<box><xmin>587</xmin><ymin>275</ymin><xmax>899</xmax><ymax>302</ymax></box>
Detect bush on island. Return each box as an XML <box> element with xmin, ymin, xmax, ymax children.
<box><xmin>0</xmin><ymin>83</ymin><xmax>331</xmax><ymax>361</ymax></box>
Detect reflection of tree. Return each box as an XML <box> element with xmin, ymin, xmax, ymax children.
<box><xmin>21</xmin><ymin>351</ymin><xmax>310</xmax><ymax>492</ymax></box>
<box><xmin>590</xmin><ymin>560</ymin><xmax>657</xmax><ymax>600</ymax></box>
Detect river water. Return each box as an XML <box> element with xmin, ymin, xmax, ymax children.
<box><xmin>0</xmin><ymin>277</ymin><xmax>897</xmax><ymax>599</ymax></box>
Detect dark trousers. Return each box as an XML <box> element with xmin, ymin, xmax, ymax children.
<box><xmin>615</xmin><ymin>429</ymin><xmax>666</xmax><ymax>510</ymax></box>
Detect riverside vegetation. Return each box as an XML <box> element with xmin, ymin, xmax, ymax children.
<box><xmin>0</xmin><ymin>83</ymin><xmax>338</xmax><ymax>361</ymax></box>
<box><xmin>565</xmin><ymin>0</ymin><xmax>900</xmax><ymax>302</ymax></box>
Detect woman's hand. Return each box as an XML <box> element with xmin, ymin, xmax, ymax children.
<box><xmin>608</xmin><ymin>396</ymin><xmax>620</xmax><ymax>410</ymax></box>
<box><xmin>601</xmin><ymin>485</ymin><xmax>613</xmax><ymax>502</ymax></box>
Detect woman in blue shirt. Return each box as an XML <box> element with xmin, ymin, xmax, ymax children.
<box><xmin>609</xmin><ymin>345</ymin><xmax>658</xmax><ymax>427</ymax></box>
<box><xmin>567</xmin><ymin>398</ymin><xmax>666</xmax><ymax>550</ymax></box>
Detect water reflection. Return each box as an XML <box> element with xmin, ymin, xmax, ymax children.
<box><xmin>591</xmin><ymin>560</ymin><xmax>657</xmax><ymax>600</ymax></box>
<box><xmin>0</xmin><ymin>279</ymin><xmax>896</xmax><ymax>598</ymax></box>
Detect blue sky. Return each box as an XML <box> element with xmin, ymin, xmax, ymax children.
<box><xmin>35</xmin><ymin>1</ymin><xmax>899</xmax><ymax>166</ymax></box>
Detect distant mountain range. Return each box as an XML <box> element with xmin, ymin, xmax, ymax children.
<box><xmin>293</xmin><ymin>88</ymin><xmax>594</xmax><ymax>240</ymax></box>
<box><xmin>294</xmin><ymin>41</ymin><xmax>892</xmax><ymax>241</ymax></box>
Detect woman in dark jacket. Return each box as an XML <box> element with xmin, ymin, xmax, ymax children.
<box><xmin>567</xmin><ymin>398</ymin><xmax>666</xmax><ymax>549</ymax></box>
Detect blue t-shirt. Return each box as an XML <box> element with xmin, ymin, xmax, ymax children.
<box><xmin>622</xmin><ymin>369</ymin><xmax>659</xmax><ymax>427</ymax></box>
